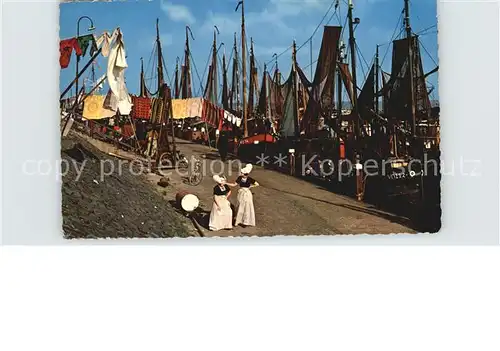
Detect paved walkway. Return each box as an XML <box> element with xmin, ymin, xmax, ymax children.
<box><xmin>148</xmin><ymin>139</ymin><xmax>416</xmax><ymax>237</ymax></box>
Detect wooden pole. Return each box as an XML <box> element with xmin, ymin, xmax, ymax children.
<box><xmin>168</xmin><ymin>87</ymin><xmax>177</xmax><ymax>161</ymax></box>
<box><xmin>375</xmin><ymin>45</ymin><xmax>380</xmax><ymax>116</ymax></box>
<box><xmin>292</xmin><ymin>40</ymin><xmax>300</xmax><ymax>137</ymax></box>
<box><xmin>337</xmin><ymin>42</ymin><xmax>344</xmax><ymax>132</ymax></box>
<box><xmin>156</xmin><ymin>18</ymin><xmax>164</xmax><ymax>90</ymax></box>
<box><xmin>213</xmin><ymin>26</ymin><xmax>219</xmax><ymax>104</ymax></box>
<box><xmin>347</xmin><ymin>0</ymin><xmax>359</xmax><ymax>140</ymax></box>
<box><xmin>404</xmin><ymin>0</ymin><xmax>417</xmax><ymax>137</ymax></box>
<box><xmin>236</xmin><ymin>0</ymin><xmax>248</xmax><ymax>137</ymax></box>
<box><xmin>348</xmin><ymin>0</ymin><xmax>363</xmax><ymax>200</ymax></box>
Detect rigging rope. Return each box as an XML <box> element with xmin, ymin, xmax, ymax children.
<box><xmin>380</xmin><ymin>10</ymin><xmax>404</xmax><ymax>68</ymax></box>
<box><xmin>355</xmin><ymin>47</ymin><xmax>366</xmax><ymax>85</ymax></box>
<box><xmin>265</xmin><ymin>0</ymin><xmax>339</xmax><ymax>65</ymax></box>
<box><xmin>416</xmin><ymin>24</ymin><xmax>437</xmax><ymax>35</ymax></box>
<box><xmin>297</xmin><ymin>0</ymin><xmax>338</xmax><ymax>53</ymax></box>
<box><xmin>356</xmin><ymin>44</ymin><xmax>375</xmax><ymax>86</ymax></box>
<box><xmin>199</xmin><ymin>47</ymin><xmax>213</xmax><ymax>91</ymax></box>
<box><xmin>189</xmin><ymin>51</ymin><xmax>205</xmax><ymax>97</ymax></box>
<box><xmin>418</xmin><ymin>38</ymin><xmax>438</xmax><ymax>68</ymax></box>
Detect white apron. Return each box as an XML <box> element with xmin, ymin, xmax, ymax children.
<box><xmin>235</xmin><ymin>188</ymin><xmax>256</xmax><ymax>227</ymax></box>
<box><xmin>209</xmin><ymin>195</ymin><xmax>233</xmax><ymax>231</ymax></box>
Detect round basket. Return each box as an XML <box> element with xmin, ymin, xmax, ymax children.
<box><xmin>175</xmin><ymin>191</ymin><xmax>199</xmax><ymax>212</ymax></box>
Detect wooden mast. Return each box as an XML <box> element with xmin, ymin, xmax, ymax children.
<box><xmin>174</xmin><ymin>57</ymin><xmax>180</xmax><ymax>99</ymax></box>
<box><xmin>233</xmin><ymin>33</ymin><xmax>240</xmax><ymax>112</ymax></box>
<box><xmin>248</xmin><ymin>37</ymin><xmax>255</xmax><ymax>116</ymax></box>
<box><xmin>212</xmin><ymin>26</ymin><xmax>219</xmax><ymax>104</ymax></box>
<box><xmin>337</xmin><ymin>41</ymin><xmax>344</xmax><ymax>131</ymax></box>
<box><xmin>183</xmin><ymin>26</ymin><xmax>194</xmax><ymax>98</ymax></box>
<box><xmin>404</xmin><ymin>0</ymin><xmax>417</xmax><ymax>137</ymax></box>
<box><xmin>236</xmin><ymin>0</ymin><xmax>247</xmax><ymax>137</ymax></box>
<box><xmin>139</xmin><ymin>57</ymin><xmax>147</xmax><ymax>97</ymax></box>
<box><xmin>156</xmin><ymin>18</ymin><xmax>164</xmax><ymax>92</ymax></box>
<box><xmin>222</xmin><ymin>44</ymin><xmax>228</xmax><ymax>109</ymax></box>
<box><xmin>292</xmin><ymin>40</ymin><xmax>300</xmax><ymax>137</ymax></box>
<box><xmin>347</xmin><ymin>0</ymin><xmax>359</xmax><ymax>140</ymax></box>
<box><xmin>375</xmin><ymin>45</ymin><xmax>380</xmax><ymax>115</ymax></box>
<box><xmin>263</xmin><ymin>63</ymin><xmax>268</xmax><ymax>122</ymax></box>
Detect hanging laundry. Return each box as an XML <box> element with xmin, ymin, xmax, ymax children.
<box><xmin>83</xmin><ymin>95</ymin><xmax>116</xmax><ymax>120</ymax></box>
<box><xmin>171</xmin><ymin>99</ymin><xmax>189</xmax><ymax>119</ymax></box>
<box><xmin>76</xmin><ymin>34</ymin><xmax>97</xmax><ymax>57</ymax></box>
<box><xmin>59</xmin><ymin>38</ymin><xmax>82</xmax><ymax>69</ymax></box>
<box><xmin>150</xmin><ymin>98</ymin><xmax>164</xmax><ymax>124</ymax></box>
<box><xmin>186</xmin><ymin>98</ymin><xmax>203</xmax><ymax>117</ymax></box>
<box><xmin>223</xmin><ymin>110</ymin><xmax>241</xmax><ymax>126</ymax></box>
<box><xmin>106</xmin><ymin>29</ymin><xmax>132</xmax><ymax>115</ymax></box>
<box><xmin>201</xmin><ymin>99</ymin><xmax>220</xmax><ymax>127</ymax></box>
<box><xmin>94</xmin><ymin>29</ymin><xmax>119</xmax><ymax>57</ymax></box>
<box><xmin>130</xmin><ymin>96</ymin><xmax>152</xmax><ymax>120</ymax></box>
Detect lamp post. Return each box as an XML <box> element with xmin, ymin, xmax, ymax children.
<box><xmin>75</xmin><ymin>16</ymin><xmax>95</xmax><ymax>100</ymax></box>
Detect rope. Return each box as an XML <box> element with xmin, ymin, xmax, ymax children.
<box><xmin>356</xmin><ymin>45</ymin><xmax>376</xmax><ymax>86</ymax></box>
<box><xmin>200</xmin><ymin>46</ymin><xmax>213</xmax><ymax>89</ymax></box>
<box><xmin>356</xmin><ymin>47</ymin><xmax>366</xmax><ymax>84</ymax></box>
<box><xmin>419</xmin><ymin>31</ymin><xmax>438</xmax><ymax>37</ymax></box>
<box><xmin>380</xmin><ymin>11</ymin><xmax>405</xmax><ymax>67</ymax></box>
<box><xmin>297</xmin><ymin>0</ymin><xmax>338</xmax><ymax>53</ymax></box>
<box><xmin>418</xmin><ymin>38</ymin><xmax>438</xmax><ymax>68</ymax></box>
<box><xmin>416</xmin><ymin>24</ymin><xmax>437</xmax><ymax>35</ymax></box>
<box><xmin>189</xmin><ymin>51</ymin><xmax>205</xmax><ymax>97</ymax></box>
<box><xmin>265</xmin><ymin>0</ymin><xmax>339</xmax><ymax>65</ymax></box>
<box><xmin>161</xmin><ymin>52</ymin><xmax>171</xmax><ymax>87</ymax></box>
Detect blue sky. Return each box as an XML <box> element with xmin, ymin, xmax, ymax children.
<box><xmin>60</xmin><ymin>0</ymin><xmax>439</xmax><ymax>101</ymax></box>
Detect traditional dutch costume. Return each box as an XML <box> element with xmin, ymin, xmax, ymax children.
<box><xmin>235</xmin><ymin>164</ymin><xmax>258</xmax><ymax>227</ymax></box>
<box><xmin>209</xmin><ymin>175</ymin><xmax>233</xmax><ymax>231</ymax></box>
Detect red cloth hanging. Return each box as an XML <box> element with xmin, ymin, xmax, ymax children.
<box><xmin>201</xmin><ymin>99</ymin><xmax>222</xmax><ymax>128</ymax></box>
<box><xmin>217</xmin><ymin>109</ymin><xmax>224</xmax><ymax>131</ymax></box>
<box><xmin>202</xmin><ymin>99</ymin><xmax>216</xmax><ymax>127</ymax></box>
<box><xmin>130</xmin><ymin>96</ymin><xmax>152</xmax><ymax>120</ymax></box>
<box><xmin>59</xmin><ymin>38</ymin><xmax>82</xmax><ymax>69</ymax></box>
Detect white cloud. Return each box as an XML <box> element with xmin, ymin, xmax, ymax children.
<box><xmin>199</xmin><ymin>0</ymin><xmax>327</xmax><ymax>38</ymax></box>
<box><xmin>160</xmin><ymin>1</ymin><xmax>196</xmax><ymax>24</ymax></box>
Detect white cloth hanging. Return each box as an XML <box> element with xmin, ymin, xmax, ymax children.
<box><xmin>105</xmin><ymin>29</ymin><xmax>132</xmax><ymax>115</ymax></box>
<box><xmin>94</xmin><ymin>29</ymin><xmax>119</xmax><ymax>57</ymax></box>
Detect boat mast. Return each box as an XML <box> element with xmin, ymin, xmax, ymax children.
<box><xmin>372</xmin><ymin>45</ymin><xmax>380</xmax><ymax>133</ymax></box>
<box><xmin>337</xmin><ymin>41</ymin><xmax>345</xmax><ymax>129</ymax></box>
<box><xmin>174</xmin><ymin>57</ymin><xmax>179</xmax><ymax>99</ymax></box>
<box><xmin>248</xmin><ymin>37</ymin><xmax>255</xmax><ymax>115</ymax></box>
<box><xmin>292</xmin><ymin>40</ymin><xmax>300</xmax><ymax>137</ymax></box>
<box><xmin>140</xmin><ymin>57</ymin><xmax>146</xmax><ymax>97</ymax></box>
<box><xmin>236</xmin><ymin>0</ymin><xmax>248</xmax><ymax>137</ymax></box>
<box><xmin>212</xmin><ymin>26</ymin><xmax>219</xmax><ymax>104</ymax></box>
<box><xmin>183</xmin><ymin>26</ymin><xmax>194</xmax><ymax>98</ymax></box>
<box><xmin>347</xmin><ymin>0</ymin><xmax>359</xmax><ymax>139</ymax></box>
<box><xmin>222</xmin><ymin>45</ymin><xmax>228</xmax><ymax>109</ymax></box>
<box><xmin>232</xmin><ymin>33</ymin><xmax>240</xmax><ymax>111</ymax></box>
<box><xmin>263</xmin><ymin>63</ymin><xmax>268</xmax><ymax>121</ymax></box>
<box><xmin>375</xmin><ymin>45</ymin><xmax>380</xmax><ymax>115</ymax></box>
<box><xmin>404</xmin><ymin>0</ymin><xmax>417</xmax><ymax>137</ymax></box>
<box><xmin>156</xmin><ymin>18</ymin><xmax>164</xmax><ymax>92</ymax></box>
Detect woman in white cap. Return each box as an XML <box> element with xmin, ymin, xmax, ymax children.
<box><xmin>209</xmin><ymin>174</ymin><xmax>233</xmax><ymax>231</ymax></box>
<box><xmin>230</xmin><ymin>164</ymin><xmax>259</xmax><ymax>227</ymax></box>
